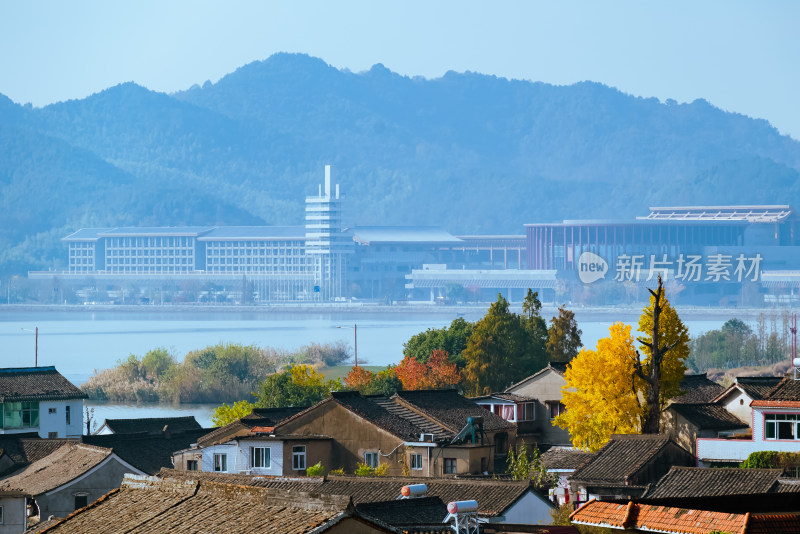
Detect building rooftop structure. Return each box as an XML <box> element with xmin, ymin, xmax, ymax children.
<box><xmin>644</xmin><ymin>467</ymin><xmax>790</xmax><ymax>499</ymax></box>
<box><xmin>156</xmin><ymin>468</ymin><xmax>542</xmax><ymax>519</ymax></box>
<box><xmin>667</xmin><ymin>403</ymin><xmax>750</xmax><ymax>431</ymax></box>
<box><xmin>94</xmin><ymin>416</ymin><xmax>201</xmax><ymax>435</ymax></box>
<box><xmin>639</xmin><ymin>205</ymin><xmax>795</xmax><ymax>223</ymax></box>
<box><xmin>670</xmin><ymin>374</ymin><xmax>725</xmax><ymax>405</ymax></box>
<box><xmin>197</xmin><ymin>406</ymin><xmax>307</xmax><ymax>448</ymax></box>
<box><xmin>570</xmin><ymin>499</ymin><xmax>800</xmax><ymax>533</ymax></box>
<box><xmin>713</xmin><ymin>376</ymin><xmax>785</xmax><ymax>403</ymax></box>
<box><xmin>197</xmin><ymin>226</ymin><xmax>307</xmax><ymax>240</ymax></box>
<box><xmin>0</xmin><ymin>366</ymin><xmax>87</xmax><ymax>402</ymax></box>
<box><xmin>541</xmin><ymin>447</ymin><xmax>597</xmax><ymax>472</ymax></box>
<box><xmin>35</xmin><ymin>474</ymin><xmax>395</xmax><ymax>534</ymax></box>
<box><xmin>0</xmin><ymin>443</ymin><xmax>112</xmax><ymax>495</ymax></box>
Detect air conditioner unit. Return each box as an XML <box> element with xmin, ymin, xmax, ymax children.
<box><xmin>420</xmin><ymin>433</ymin><xmax>434</xmax><ymax>443</ymax></box>
<box><xmin>239</xmin><ymin>469</ymin><xmax>253</xmax><ymax>475</ymax></box>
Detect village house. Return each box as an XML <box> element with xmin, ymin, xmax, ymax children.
<box><xmin>499</xmin><ymin>362</ymin><xmax>572</xmax><ymax>448</ymax></box>
<box><xmin>540</xmin><ymin>446</ymin><xmax>596</xmax><ymax>506</ymax></box>
<box><xmin>157</xmin><ymin>468</ymin><xmax>558</xmax><ymax>525</ymax></box>
<box><xmin>712</xmin><ymin>375</ymin><xmax>783</xmax><ymax>423</ymax></box>
<box><xmin>696</xmin><ymin>373</ymin><xmax>800</xmax><ymax>467</ymax></box>
<box><xmin>567</xmin><ymin>434</ymin><xmax>695</xmax><ymax>502</ymax></box>
<box><xmin>176</xmin><ymin>390</ymin><xmax>515</xmax><ymax>478</ymax></box>
<box><xmin>93</xmin><ymin>415</ymin><xmax>202</xmax><ymax>435</ymax></box>
<box><xmin>0</xmin><ymin>367</ymin><xmax>86</xmax><ymax>439</ymax></box>
<box><xmin>0</xmin><ymin>441</ymin><xmax>144</xmax><ymax>533</ymax></box>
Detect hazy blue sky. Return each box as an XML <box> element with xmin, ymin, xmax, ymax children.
<box><xmin>2</xmin><ymin>1</ymin><xmax>798</xmax><ymax>139</ymax></box>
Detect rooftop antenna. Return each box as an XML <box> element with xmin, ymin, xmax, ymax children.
<box><xmin>791</xmin><ymin>314</ymin><xmax>798</xmax><ymax>380</ymax></box>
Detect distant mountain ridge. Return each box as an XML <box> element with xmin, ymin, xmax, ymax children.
<box><xmin>0</xmin><ymin>52</ymin><xmax>798</xmax><ymax>275</ymax></box>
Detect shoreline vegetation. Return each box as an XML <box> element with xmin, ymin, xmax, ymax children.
<box><xmin>81</xmin><ymin>341</ymin><xmax>351</xmax><ymax>404</ymax></box>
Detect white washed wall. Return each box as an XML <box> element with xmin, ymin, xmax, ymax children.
<box><xmin>201</xmin><ymin>441</ymin><xmax>284</xmax><ymax>476</ymax></box>
<box><xmin>696</xmin><ymin>407</ymin><xmax>800</xmax><ymax>465</ymax></box>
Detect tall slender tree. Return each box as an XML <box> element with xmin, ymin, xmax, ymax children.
<box><xmin>546</xmin><ymin>305</ymin><xmax>583</xmax><ymax>362</ymax></box>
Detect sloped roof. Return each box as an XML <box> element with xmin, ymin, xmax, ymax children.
<box><xmin>752</xmin><ymin>374</ymin><xmax>800</xmax><ymax>407</ymax></box>
<box><xmin>99</xmin><ymin>416</ymin><xmax>201</xmax><ymax>435</ymax></box>
<box><xmin>83</xmin><ymin>428</ymin><xmax>209</xmax><ymax>475</ymax></box>
<box><xmin>541</xmin><ymin>447</ymin><xmax>597</xmax><ymax>471</ymax></box>
<box><xmin>0</xmin><ymin>435</ymin><xmax>73</xmax><ymax>470</ymax></box>
<box><xmin>370</xmin><ymin>396</ymin><xmax>451</xmax><ymax>440</ymax></box>
<box><xmin>569</xmin><ymin>435</ymin><xmax>688</xmax><ymax>485</ymax></box>
<box><xmin>668</xmin><ymin>403</ymin><xmax>750</xmax><ymax>430</ymax></box>
<box><xmin>393</xmin><ymin>389</ymin><xmax>515</xmax><ymax>433</ymax></box>
<box><xmin>645</xmin><ymin>467</ymin><xmax>785</xmax><ymax>499</ymax></box>
<box><xmin>355</xmin><ymin>497</ymin><xmax>448</xmax><ymax>527</ymax></box>
<box><xmin>37</xmin><ymin>474</ymin><xmax>384</xmax><ymax>534</ymax></box>
<box><xmin>471</xmin><ymin>392</ymin><xmax>537</xmax><ymax>403</ymax></box>
<box><xmin>156</xmin><ymin>469</ymin><xmax>542</xmax><ymax>517</ymax></box>
<box><xmin>505</xmin><ymin>362</ymin><xmax>568</xmax><ymax>392</ymax></box>
<box><xmin>714</xmin><ymin>375</ymin><xmax>784</xmax><ymax>403</ymax></box>
<box><xmin>0</xmin><ymin>366</ymin><xmax>86</xmax><ymax>402</ymax></box>
<box><xmin>329</xmin><ymin>392</ymin><xmax>426</xmax><ymax>442</ymax></box>
<box><xmin>670</xmin><ymin>373</ymin><xmax>724</xmax><ymax>405</ymax></box>
<box><xmin>570</xmin><ymin>500</ymin><xmax>800</xmax><ymax>534</ymax></box>
<box><xmin>0</xmin><ymin>443</ymin><xmax>112</xmax><ymax>496</ymax></box>
<box><xmin>197</xmin><ymin>406</ymin><xmax>306</xmax><ymax>447</ymax></box>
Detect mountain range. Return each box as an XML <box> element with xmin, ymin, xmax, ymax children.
<box><xmin>1</xmin><ymin>52</ymin><xmax>799</xmax><ymax>275</ymax></box>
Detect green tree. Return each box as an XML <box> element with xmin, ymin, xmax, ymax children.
<box><xmin>140</xmin><ymin>348</ymin><xmax>177</xmax><ymax>381</ymax></box>
<box><xmin>635</xmin><ymin>276</ymin><xmax>689</xmax><ymax>432</ymax></box>
<box><xmin>522</xmin><ymin>289</ymin><xmax>549</xmax><ymax>371</ymax></box>
<box><xmin>463</xmin><ymin>293</ymin><xmax>543</xmax><ymax>395</ymax></box>
<box><xmin>255</xmin><ymin>364</ymin><xmax>341</xmax><ymax>408</ymax></box>
<box><xmin>212</xmin><ymin>399</ymin><xmax>255</xmax><ymax>427</ymax></box>
<box><xmin>506</xmin><ymin>441</ymin><xmax>557</xmax><ymax>488</ymax></box>
<box><xmin>403</xmin><ymin>317</ymin><xmax>474</xmax><ymax>368</ymax></box>
<box><xmin>546</xmin><ymin>305</ymin><xmax>583</xmax><ymax>362</ymax></box>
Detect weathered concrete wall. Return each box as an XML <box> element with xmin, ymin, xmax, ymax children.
<box><xmin>0</xmin><ymin>496</ymin><xmax>26</xmax><ymax>534</ymax></box>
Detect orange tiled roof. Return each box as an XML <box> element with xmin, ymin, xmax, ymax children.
<box><xmin>570</xmin><ymin>500</ymin><xmax>747</xmax><ymax>533</ymax></box>
<box><xmin>751</xmin><ymin>400</ymin><xmax>800</xmax><ymax>408</ymax></box>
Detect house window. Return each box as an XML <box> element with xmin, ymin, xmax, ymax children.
<box><xmin>444</xmin><ymin>458</ymin><xmax>457</xmax><ymax>475</ymax></box>
<box><xmin>364</xmin><ymin>451</ymin><xmax>379</xmax><ymax>469</ymax></box>
<box><xmin>764</xmin><ymin>413</ymin><xmax>799</xmax><ymax>440</ymax></box>
<box><xmin>48</xmin><ymin>408</ymin><xmax>57</xmax><ymax>414</ymax></box>
<box><xmin>74</xmin><ymin>494</ymin><xmax>89</xmax><ymax>510</ymax></box>
<box><xmin>520</xmin><ymin>403</ymin><xmax>534</xmax><ymax>421</ymax></box>
<box><xmin>251</xmin><ymin>446</ymin><xmax>271</xmax><ymax>468</ymax></box>
<box><xmin>547</xmin><ymin>401</ymin><xmax>566</xmax><ymax>419</ymax></box>
<box><xmin>213</xmin><ymin>453</ymin><xmax>228</xmax><ymax>472</ymax></box>
<box><xmin>2</xmin><ymin>402</ymin><xmax>39</xmax><ymax>429</ymax></box>
<box><xmin>186</xmin><ymin>460</ymin><xmax>198</xmax><ymax>471</ymax></box>
<box><xmin>292</xmin><ymin>446</ymin><xmax>306</xmax><ymax>470</ymax></box>
<box><xmin>66</xmin><ymin>405</ymin><xmax>71</xmax><ymax>425</ymax></box>
<box><xmin>410</xmin><ymin>453</ymin><xmax>423</xmax><ymax>470</ymax></box>
<box><xmin>48</xmin><ymin>432</ymin><xmax>58</xmax><ymax>439</ymax></box>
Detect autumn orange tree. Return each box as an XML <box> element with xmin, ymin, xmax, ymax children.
<box><xmin>395</xmin><ymin>350</ymin><xmax>462</xmax><ymax>390</ymax></box>
<box><xmin>343</xmin><ymin>366</ymin><xmax>402</xmax><ymax>396</ymax></box>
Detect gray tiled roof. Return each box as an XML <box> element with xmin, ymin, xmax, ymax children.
<box><xmin>760</xmin><ymin>374</ymin><xmax>800</xmax><ymax>402</ymax></box>
<box><xmin>541</xmin><ymin>447</ymin><xmax>597</xmax><ymax>471</ymax></box>
<box><xmin>0</xmin><ymin>443</ymin><xmax>112</xmax><ymax>496</ymax></box>
<box><xmin>671</xmin><ymin>373</ymin><xmax>725</xmax><ymax>404</ymax></box>
<box><xmin>355</xmin><ymin>497</ymin><xmax>448</xmax><ymax>526</ymax></box>
<box><xmin>569</xmin><ymin>434</ymin><xmax>689</xmax><ymax>485</ymax></box>
<box><xmin>735</xmin><ymin>376</ymin><xmax>784</xmax><ymax>400</ymax></box>
<box><xmin>197</xmin><ymin>406</ymin><xmax>306</xmax><ymax>447</ymax></box>
<box><xmin>645</xmin><ymin>467</ymin><xmax>785</xmax><ymax>498</ymax></box>
<box><xmin>329</xmin><ymin>392</ymin><xmax>426</xmax><ymax>442</ymax></box>
<box><xmin>393</xmin><ymin>390</ymin><xmax>515</xmax><ymax>433</ymax></box>
<box><xmin>156</xmin><ymin>469</ymin><xmax>540</xmax><ymax>517</ymax></box>
<box><xmin>99</xmin><ymin>416</ymin><xmax>201</xmax><ymax>435</ymax></box>
<box><xmin>83</xmin><ymin>429</ymin><xmax>210</xmax><ymax>475</ymax></box>
<box><xmin>0</xmin><ymin>366</ymin><xmax>86</xmax><ymax>402</ymax></box>
<box><xmin>668</xmin><ymin>403</ymin><xmax>750</xmax><ymax>430</ymax></box>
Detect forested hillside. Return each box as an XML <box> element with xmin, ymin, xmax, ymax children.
<box><xmin>1</xmin><ymin>52</ymin><xmax>799</xmax><ymax>275</ymax></box>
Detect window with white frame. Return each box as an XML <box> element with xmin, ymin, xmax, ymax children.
<box><xmin>764</xmin><ymin>413</ymin><xmax>799</xmax><ymax>440</ymax></box>
<box><xmin>213</xmin><ymin>453</ymin><xmax>227</xmax><ymax>472</ymax></box>
<box><xmin>410</xmin><ymin>453</ymin><xmax>423</xmax><ymax>470</ymax></box>
<box><xmin>251</xmin><ymin>446</ymin><xmax>271</xmax><ymax>468</ymax></box>
<box><xmin>364</xmin><ymin>451</ymin><xmax>379</xmax><ymax>468</ymax></box>
<box><xmin>292</xmin><ymin>445</ymin><xmax>306</xmax><ymax>470</ymax></box>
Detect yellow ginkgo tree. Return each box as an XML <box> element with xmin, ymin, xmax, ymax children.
<box><xmin>555</xmin><ymin>322</ymin><xmax>644</xmax><ymax>451</ymax></box>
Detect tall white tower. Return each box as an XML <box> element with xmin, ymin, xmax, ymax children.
<box><xmin>305</xmin><ymin>165</ymin><xmax>352</xmax><ymax>300</ymax></box>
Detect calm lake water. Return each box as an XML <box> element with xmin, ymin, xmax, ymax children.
<box><xmin>0</xmin><ymin>306</ymin><xmax>733</xmax><ymax>423</ymax></box>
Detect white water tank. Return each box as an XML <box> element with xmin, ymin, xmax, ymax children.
<box><xmin>447</xmin><ymin>500</ymin><xmax>478</xmax><ymax>514</ymax></box>
<box><xmin>793</xmin><ymin>358</ymin><xmax>800</xmax><ymax>367</ymax></box>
